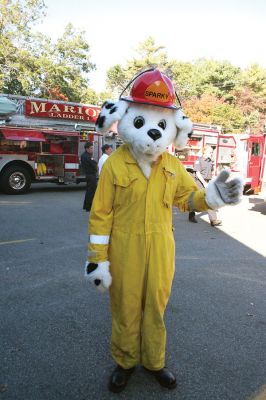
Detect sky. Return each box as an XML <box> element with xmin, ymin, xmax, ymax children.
<box><xmin>35</xmin><ymin>0</ymin><xmax>266</xmax><ymax>92</ymax></box>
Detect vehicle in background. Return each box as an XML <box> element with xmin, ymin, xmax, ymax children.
<box><xmin>172</xmin><ymin>123</ymin><xmax>266</xmax><ymax>195</ymax></box>
<box><xmin>0</xmin><ymin>95</ymin><xmax>102</xmax><ymax>194</ymax></box>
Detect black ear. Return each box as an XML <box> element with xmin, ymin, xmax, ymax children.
<box><xmin>104</xmin><ymin>102</ymin><xmax>115</xmax><ymax>109</ymax></box>
<box><xmin>96</xmin><ymin>115</ymin><xmax>106</xmax><ymax>129</ymax></box>
<box><xmin>95</xmin><ymin>100</ymin><xmax>129</xmax><ymax>133</ymax></box>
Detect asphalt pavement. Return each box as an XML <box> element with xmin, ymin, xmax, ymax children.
<box><xmin>0</xmin><ymin>183</ymin><xmax>265</xmax><ymax>400</ymax></box>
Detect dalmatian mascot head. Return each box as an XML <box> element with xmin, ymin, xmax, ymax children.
<box><xmin>96</xmin><ymin>68</ymin><xmax>193</xmax><ymax>178</ymax></box>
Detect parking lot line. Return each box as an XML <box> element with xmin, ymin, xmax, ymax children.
<box><xmin>0</xmin><ymin>201</ymin><xmax>32</xmax><ymax>205</ymax></box>
<box><xmin>0</xmin><ymin>238</ymin><xmax>36</xmax><ymax>246</ymax></box>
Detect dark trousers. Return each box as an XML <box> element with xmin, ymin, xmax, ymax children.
<box><xmin>83</xmin><ymin>175</ymin><xmax>97</xmax><ymax>212</ymax></box>
<box><xmin>189</xmin><ymin>177</ymin><xmax>218</xmax><ymax>222</ymax></box>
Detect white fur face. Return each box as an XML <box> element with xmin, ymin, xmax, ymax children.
<box><xmin>96</xmin><ymin>99</ymin><xmax>193</xmax><ymax>176</ymax></box>
<box><xmin>117</xmin><ymin>104</ymin><xmax>177</xmax><ymax>159</ymax></box>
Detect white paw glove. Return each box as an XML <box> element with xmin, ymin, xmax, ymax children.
<box><xmin>205</xmin><ymin>169</ymin><xmax>243</xmax><ymax>209</ymax></box>
<box><xmin>84</xmin><ymin>261</ymin><xmax>112</xmax><ymax>293</ymax></box>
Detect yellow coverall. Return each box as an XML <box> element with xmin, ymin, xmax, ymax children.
<box><xmin>88</xmin><ymin>144</ymin><xmax>209</xmax><ymax>370</ymax></box>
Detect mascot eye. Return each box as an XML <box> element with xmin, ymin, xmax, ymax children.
<box><xmin>134</xmin><ymin>116</ymin><xmax>145</xmax><ymax>129</ymax></box>
<box><xmin>158</xmin><ymin>119</ymin><xmax>166</xmax><ymax>130</ymax></box>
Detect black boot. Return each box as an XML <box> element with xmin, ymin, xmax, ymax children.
<box><xmin>144</xmin><ymin>367</ymin><xmax>177</xmax><ymax>389</ymax></box>
<box><xmin>108</xmin><ymin>365</ymin><xmax>135</xmax><ymax>393</ymax></box>
<box><xmin>188</xmin><ymin>212</ymin><xmax>197</xmax><ymax>223</ymax></box>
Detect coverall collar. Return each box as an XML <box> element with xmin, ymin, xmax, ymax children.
<box><xmin>123</xmin><ymin>144</ymin><xmax>176</xmax><ymax>177</ymax></box>
<box><xmin>124</xmin><ymin>145</ymin><xmax>138</xmax><ymax>164</ymax></box>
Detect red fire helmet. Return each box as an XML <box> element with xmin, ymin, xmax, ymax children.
<box><xmin>120</xmin><ymin>68</ymin><xmax>180</xmax><ymax>110</ymax></box>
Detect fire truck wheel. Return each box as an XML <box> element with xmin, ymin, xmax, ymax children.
<box><xmin>1</xmin><ymin>165</ymin><xmax>31</xmax><ymax>194</ymax></box>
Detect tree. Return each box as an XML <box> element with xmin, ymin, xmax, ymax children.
<box><xmin>183</xmin><ymin>94</ymin><xmax>245</xmax><ymax>133</ymax></box>
<box><xmin>34</xmin><ymin>23</ymin><xmax>96</xmax><ymax>101</ymax></box>
<box><xmin>47</xmin><ymin>87</ymin><xmax>69</xmax><ymax>102</ymax></box>
<box><xmin>233</xmin><ymin>87</ymin><xmax>266</xmax><ymax>132</ymax></box>
<box><xmin>240</xmin><ymin>64</ymin><xmax>266</xmax><ymax>96</ymax></box>
<box><xmin>0</xmin><ymin>1</ymin><xmax>96</xmax><ymax>102</ymax></box>
<box><xmin>0</xmin><ymin>0</ymin><xmax>46</xmax><ymax>94</ymax></box>
<box><xmin>0</xmin><ymin>0</ymin><xmax>46</xmax><ymax>36</ymax></box>
<box><xmin>126</xmin><ymin>36</ymin><xmax>170</xmax><ymax>75</ymax></box>
<box><xmin>195</xmin><ymin>59</ymin><xmax>241</xmax><ymax>97</ymax></box>
<box><xmin>169</xmin><ymin>59</ymin><xmax>242</xmax><ymax>102</ymax></box>
<box><xmin>170</xmin><ymin>61</ymin><xmax>196</xmax><ymax>99</ymax></box>
<box><xmin>106</xmin><ymin>37</ymin><xmax>175</xmax><ymax>96</ymax></box>
<box><xmin>106</xmin><ymin>65</ymin><xmax>128</xmax><ymax>97</ymax></box>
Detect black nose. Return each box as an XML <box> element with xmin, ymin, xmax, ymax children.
<box><xmin>147</xmin><ymin>129</ymin><xmax>162</xmax><ymax>141</ymax></box>
<box><xmin>188</xmin><ymin>131</ymin><xmax>193</xmax><ymax>138</ymax></box>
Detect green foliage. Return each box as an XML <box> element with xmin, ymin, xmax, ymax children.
<box><xmin>106</xmin><ymin>65</ymin><xmax>128</xmax><ymax>96</ymax></box>
<box><xmin>211</xmin><ymin>103</ymin><xmax>245</xmax><ymax>133</ymax></box>
<box><xmin>0</xmin><ymin>0</ymin><xmax>46</xmax><ymax>36</ymax></box>
<box><xmin>80</xmin><ymin>87</ymin><xmax>98</xmax><ymax>105</ymax></box>
<box><xmin>125</xmin><ymin>36</ymin><xmax>171</xmax><ymax>75</ymax></box>
<box><xmin>106</xmin><ymin>37</ymin><xmax>176</xmax><ymax>97</ymax></box>
<box><xmin>0</xmin><ymin>0</ymin><xmax>46</xmax><ymax>94</ymax></box>
<box><xmin>184</xmin><ymin>94</ymin><xmax>246</xmax><ymax>133</ymax></box>
<box><xmin>171</xmin><ymin>61</ymin><xmax>196</xmax><ymax>98</ymax></box>
<box><xmin>240</xmin><ymin>64</ymin><xmax>266</xmax><ymax>96</ymax></box>
<box><xmin>0</xmin><ymin>1</ymin><xmax>95</xmax><ymax>101</ymax></box>
<box><xmin>193</xmin><ymin>59</ymin><xmax>241</xmax><ymax>97</ymax></box>
<box><xmin>96</xmin><ymin>90</ymin><xmax>113</xmax><ymax>105</ymax></box>
<box><xmin>80</xmin><ymin>87</ymin><xmax>113</xmax><ymax>106</ymax></box>
<box><xmin>232</xmin><ymin>87</ymin><xmax>266</xmax><ymax>131</ymax></box>
<box><xmin>33</xmin><ymin>23</ymin><xmax>96</xmax><ymax>101</ymax></box>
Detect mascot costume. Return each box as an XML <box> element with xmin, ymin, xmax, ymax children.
<box><xmin>85</xmin><ymin>69</ymin><xmax>243</xmax><ymax>393</ymax></box>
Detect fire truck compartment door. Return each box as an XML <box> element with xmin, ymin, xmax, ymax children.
<box><xmin>217</xmin><ymin>136</ymin><xmax>236</xmax><ymax>163</ymax></box>
<box><xmin>248</xmin><ymin>138</ymin><xmax>264</xmax><ymax>190</ymax></box>
<box><xmin>36</xmin><ymin>155</ymin><xmax>64</xmax><ymax>177</ymax></box>
<box><xmin>1</xmin><ymin>129</ymin><xmax>46</xmax><ymax>142</ymax></box>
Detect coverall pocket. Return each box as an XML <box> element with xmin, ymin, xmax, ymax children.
<box><xmin>114</xmin><ymin>176</ymin><xmax>139</xmax><ymax>206</ymax></box>
<box><xmin>163</xmin><ymin>169</ymin><xmax>176</xmax><ymax>208</ymax></box>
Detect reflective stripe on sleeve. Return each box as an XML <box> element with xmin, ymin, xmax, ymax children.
<box><xmin>89</xmin><ymin>235</ymin><xmax>110</xmax><ymax>245</ymax></box>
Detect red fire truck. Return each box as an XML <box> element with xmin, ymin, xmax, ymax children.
<box><xmin>0</xmin><ymin>95</ymin><xmax>103</xmax><ymax>194</ymax></box>
<box><xmin>174</xmin><ymin>123</ymin><xmax>266</xmax><ymax>195</ymax></box>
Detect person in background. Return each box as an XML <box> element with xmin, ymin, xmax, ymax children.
<box><xmin>81</xmin><ymin>142</ymin><xmax>98</xmax><ymax>212</ymax></box>
<box><xmin>188</xmin><ymin>146</ymin><xmax>222</xmax><ymax>226</ymax></box>
<box><xmin>98</xmin><ymin>144</ymin><xmax>113</xmax><ymax>174</ymax></box>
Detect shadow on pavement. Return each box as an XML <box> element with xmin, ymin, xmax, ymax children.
<box><xmin>248</xmin><ymin>197</ymin><xmax>266</xmax><ymax>215</ymax></box>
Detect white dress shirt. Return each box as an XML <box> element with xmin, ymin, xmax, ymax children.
<box><xmin>98</xmin><ymin>153</ymin><xmax>109</xmax><ymax>174</ymax></box>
